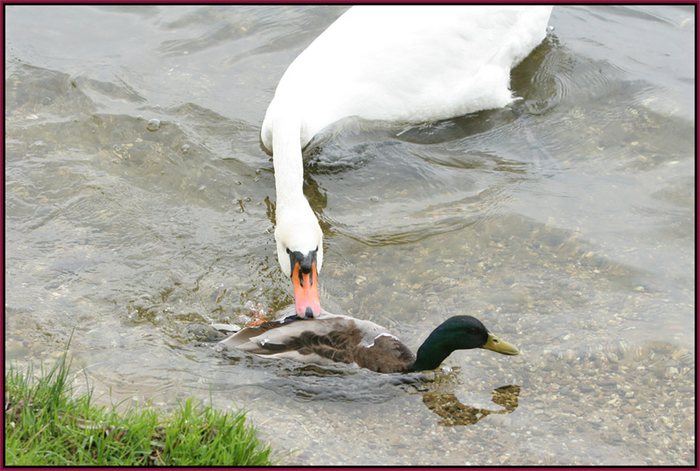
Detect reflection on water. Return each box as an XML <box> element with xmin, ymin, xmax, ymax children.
<box><xmin>424</xmin><ymin>385</ymin><xmax>521</xmax><ymax>426</ymax></box>
<box><xmin>222</xmin><ymin>341</ymin><xmax>521</xmax><ymax>425</ymax></box>
<box><xmin>5</xmin><ymin>5</ymin><xmax>694</xmax><ymax>466</ymax></box>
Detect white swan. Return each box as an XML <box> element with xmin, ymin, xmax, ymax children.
<box><xmin>260</xmin><ymin>6</ymin><xmax>553</xmax><ymax>318</ymax></box>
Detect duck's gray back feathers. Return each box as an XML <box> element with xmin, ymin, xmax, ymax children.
<box><xmin>218</xmin><ymin>311</ymin><xmax>416</xmax><ymax>372</ymax></box>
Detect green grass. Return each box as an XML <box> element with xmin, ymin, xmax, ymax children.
<box><xmin>5</xmin><ymin>352</ymin><xmax>272</xmax><ymax>466</ymax></box>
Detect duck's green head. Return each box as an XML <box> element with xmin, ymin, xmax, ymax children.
<box><xmin>410</xmin><ymin>315</ymin><xmax>519</xmax><ymax>372</ymax></box>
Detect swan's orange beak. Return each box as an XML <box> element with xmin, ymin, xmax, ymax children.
<box><xmin>291</xmin><ymin>258</ymin><xmax>321</xmax><ymax>318</ymax></box>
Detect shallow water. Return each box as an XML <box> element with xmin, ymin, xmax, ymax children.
<box><xmin>5</xmin><ymin>5</ymin><xmax>695</xmax><ymax>465</ymax></box>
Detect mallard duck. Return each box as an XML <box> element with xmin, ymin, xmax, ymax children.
<box><xmin>218</xmin><ymin>311</ymin><xmax>519</xmax><ymax>373</ymax></box>
<box><xmin>259</xmin><ymin>6</ymin><xmax>553</xmax><ymax>318</ymax></box>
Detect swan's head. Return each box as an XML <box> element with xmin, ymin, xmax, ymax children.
<box><xmin>275</xmin><ymin>200</ymin><xmax>324</xmax><ymax>318</ymax></box>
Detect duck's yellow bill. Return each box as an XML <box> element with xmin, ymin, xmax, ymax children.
<box><xmin>482</xmin><ymin>333</ymin><xmax>520</xmax><ymax>355</ymax></box>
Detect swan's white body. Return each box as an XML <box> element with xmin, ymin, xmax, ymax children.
<box><xmin>260</xmin><ymin>6</ymin><xmax>553</xmax><ymax>317</ymax></box>
<box><xmin>261</xmin><ymin>5</ymin><xmax>553</xmax><ymax>150</ymax></box>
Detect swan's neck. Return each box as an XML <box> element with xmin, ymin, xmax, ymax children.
<box><xmin>272</xmin><ymin>116</ymin><xmax>306</xmax><ymax>211</ymax></box>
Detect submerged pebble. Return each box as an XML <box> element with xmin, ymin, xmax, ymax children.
<box><xmin>4</xmin><ymin>4</ymin><xmax>694</xmax><ymax>467</ymax></box>
<box><xmin>146</xmin><ymin>118</ymin><xmax>161</xmax><ymax>131</ymax></box>
<box><xmin>211</xmin><ymin>323</ymin><xmax>241</xmax><ymax>333</ymax></box>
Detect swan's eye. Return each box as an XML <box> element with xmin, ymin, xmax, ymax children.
<box><xmin>286</xmin><ymin>248</ymin><xmax>291</xmax><ymax>254</ymax></box>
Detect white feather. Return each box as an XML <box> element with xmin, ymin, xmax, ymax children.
<box><xmin>261</xmin><ymin>5</ymin><xmax>553</xmax><ymax>150</ymax></box>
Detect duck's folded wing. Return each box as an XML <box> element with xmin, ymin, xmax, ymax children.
<box><xmin>218</xmin><ymin>317</ymin><xmax>358</xmax><ymax>359</ymax></box>
<box><xmin>354</xmin><ymin>334</ymin><xmax>416</xmax><ymax>373</ymax></box>
<box><xmin>217</xmin><ymin>321</ymin><xmax>273</xmax><ymax>350</ymax></box>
